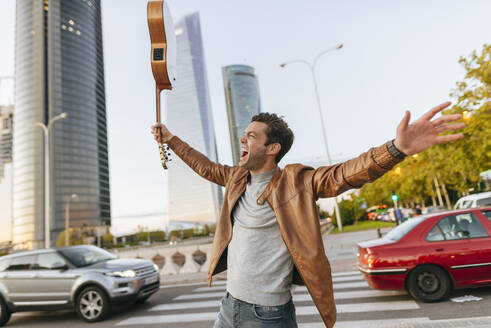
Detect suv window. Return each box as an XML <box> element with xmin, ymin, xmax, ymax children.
<box><xmin>35</xmin><ymin>253</ymin><xmax>67</xmax><ymax>270</ymax></box>
<box><xmin>0</xmin><ymin>258</ymin><xmax>10</xmax><ymax>272</ymax></box>
<box><xmin>5</xmin><ymin>255</ymin><xmax>37</xmax><ymax>271</ymax></box>
<box><xmin>58</xmin><ymin>246</ymin><xmax>117</xmax><ymax>267</ymax></box>
<box><xmin>426</xmin><ymin>212</ymin><xmax>488</xmax><ymax>241</ymax></box>
<box><xmin>476</xmin><ymin>197</ymin><xmax>491</xmax><ymax>207</ymax></box>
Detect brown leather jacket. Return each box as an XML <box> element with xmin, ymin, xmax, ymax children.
<box><xmin>167</xmin><ymin>136</ymin><xmax>402</xmax><ymax>328</ymax></box>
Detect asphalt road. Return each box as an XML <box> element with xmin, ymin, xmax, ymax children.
<box><xmin>6</xmin><ymin>229</ymin><xmax>491</xmax><ymax>327</ymax></box>
<box><xmin>6</xmin><ymin>274</ymin><xmax>491</xmax><ymax>328</ymax></box>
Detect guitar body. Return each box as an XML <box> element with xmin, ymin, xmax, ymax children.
<box><xmin>147</xmin><ymin>0</ymin><xmax>176</xmax><ymax>169</ymax></box>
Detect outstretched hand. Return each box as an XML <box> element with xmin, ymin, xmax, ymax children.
<box><xmin>393</xmin><ymin>101</ymin><xmax>465</xmax><ymax>156</ymax></box>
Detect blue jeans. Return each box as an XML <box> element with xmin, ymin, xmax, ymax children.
<box><xmin>213</xmin><ymin>292</ymin><xmax>298</xmax><ymax>328</ymax></box>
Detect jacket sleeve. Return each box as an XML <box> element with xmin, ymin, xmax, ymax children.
<box><xmin>165</xmin><ymin>136</ymin><xmax>233</xmax><ymax>187</ymax></box>
<box><xmin>310</xmin><ymin>142</ymin><xmax>403</xmax><ymax>199</ymax></box>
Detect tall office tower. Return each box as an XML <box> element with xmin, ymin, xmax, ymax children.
<box><xmin>0</xmin><ymin>105</ymin><xmax>14</xmax><ymax>180</ymax></box>
<box><xmin>222</xmin><ymin>65</ymin><xmax>261</xmax><ymax>165</ymax></box>
<box><xmin>166</xmin><ymin>13</ymin><xmax>222</xmax><ymax>224</ymax></box>
<box><xmin>13</xmin><ymin>0</ymin><xmax>110</xmax><ymax>249</ymax></box>
<box><xmin>0</xmin><ymin>105</ymin><xmax>14</xmax><ymax>242</ymax></box>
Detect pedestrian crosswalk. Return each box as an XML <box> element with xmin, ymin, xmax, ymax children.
<box><xmin>116</xmin><ymin>271</ymin><xmax>430</xmax><ymax>327</ymax></box>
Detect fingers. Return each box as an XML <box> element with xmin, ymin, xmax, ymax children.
<box><xmin>151</xmin><ymin>123</ymin><xmax>164</xmax><ymax>132</ymax></box>
<box><xmin>153</xmin><ymin>133</ymin><xmax>162</xmax><ymax>143</ymax></box>
<box><xmin>435</xmin><ymin>133</ymin><xmax>463</xmax><ymax>144</ymax></box>
<box><xmin>432</xmin><ymin>113</ymin><xmax>462</xmax><ymax>127</ymax></box>
<box><xmin>435</xmin><ymin>122</ymin><xmax>466</xmax><ymax>134</ymax></box>
<box><xmin>397</xmin><ymin>110</ymin><xmax>411</xmax><ymax>132</ymax></box>
<box><xmin>422</xmin><ymin>101</ymin><xmax>451</xmax><ymax>121</ymax></box>
<box><xmin>151</xmin><ymin>123</ymin><xmax>164</xmax><ymax>144</ymax></box>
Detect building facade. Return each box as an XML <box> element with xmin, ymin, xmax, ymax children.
<box><xmin>222</xmin><ymin>65</ymin><xmax>261</xmax><ymax>165</ymax></box>
<box><xmin>0</xmin><ymin>105</ymin><xmax>14</xmax><ymax>243</ymax></box>
<box><xmin>166</xmin><ymin>13</ymin><xmax>222</xmax><ymax>224</ymax></box>
<box><xmin>13</xmin><ymin>0</ymin><xmax>110</xmax><ymax>249</ymax></box>
<box><xmin>0</xmin><ymin>105</ymin><xmax>14</xmax><ymax>181</ymax></box>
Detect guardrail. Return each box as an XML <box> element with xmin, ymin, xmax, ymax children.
<box><xmin>110</xmin><ymin>243</ymin><xmax>212</xmax><ymax>275</ymax></box>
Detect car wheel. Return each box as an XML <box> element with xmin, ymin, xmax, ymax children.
<box><xmin>407</xmin><ymin>265</ymin><xmax>451</xmax><ymax>302</ymax></box>
<box><xmin>0</xmin><ymin>297</ymin><xmax>11</xmax><ymax>327</ymax></box>
<box><xmin>75</xmin><ymin>286</ymin><xmax>110</xmax><ymax>322</ymax></box>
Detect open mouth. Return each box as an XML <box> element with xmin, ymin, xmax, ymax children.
<box><xmin>241</xmin><ymin>150</ymin><xmax>248</xmax><ymax>158</ymax></box>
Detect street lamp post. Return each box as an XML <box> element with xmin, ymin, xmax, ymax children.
<box><xmin>280</xmin><ymin>44</ymin><xmax>345</xmax><ymax>231</ymax></box>
<box><xmin>34</xmin><ymin>112</ymin><xmax>68</xmax><ymax>249</ymax></box>
<box><xmin>65</xmin><ymin>193</ymin><xmax>78</xmax><ymax>246</ymax></box>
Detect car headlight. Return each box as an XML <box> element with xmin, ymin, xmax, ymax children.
<box><xmin>105</xmin><ymin>269</ymin><xmax>136</xmax><ymax>278</ymax></box>
<box><xmin>153</xmin><ymin>264</ymin><xmax>159</xmax><ymax>272</ymax></box>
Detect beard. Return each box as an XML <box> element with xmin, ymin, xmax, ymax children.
<box><xmin>239</xmin><ymin>148</ymin><xmax>267</xmax><ymax>171</ymax></box>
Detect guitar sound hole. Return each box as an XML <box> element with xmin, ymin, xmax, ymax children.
<box><xmin>153</xmin><ymin>48</ymin><xmax>164</xmax><ymax>61</ymax></box>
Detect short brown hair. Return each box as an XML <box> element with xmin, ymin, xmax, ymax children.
<box><xmin>251</xmin><ymin>113</ymin><xmax>294</xmax><ymax>163</ymax></box>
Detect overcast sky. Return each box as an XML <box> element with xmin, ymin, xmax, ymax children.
<box><xmin>1</xmin><ymin>0</ymin><xmax>490</xmax><ymax>234</ymax></box>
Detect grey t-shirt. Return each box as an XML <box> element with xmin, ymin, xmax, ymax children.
<box><xmin>226</xmin><ymin>170</ymin><xmax>294</xmax><ymax>306</ymax></box>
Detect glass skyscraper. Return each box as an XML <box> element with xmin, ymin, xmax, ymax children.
<box><xmin>166</xmin><ymin>13</ymin><xmax>222</xmax><ymax>224</ymax></box>
<box><xmin>13</xmin><ymin>0</ymin><xmax>110</xmax><ymax>249</ymax></box>
<box><xmin>0</xmin><ymin>105</ymin><xmax>13</xmax><ymax>181</ymax></box>
<box><xmin>222</xmin><ymin>65</ymin><xmax>261</xmax><ymax>165</ymax></box>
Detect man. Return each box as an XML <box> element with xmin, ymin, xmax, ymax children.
<box><xmin>152</xmin><ymin>101</ymin><xmax>464</xmax><ymax>328</ymax></box>
<box><xmin>395</xmin><ymin>207</ymin><xmax>404</xmax><ymax>225</ymax></box>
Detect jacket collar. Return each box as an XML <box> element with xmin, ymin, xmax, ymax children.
<box><xmin>235</xmin><ymin>165</ymin><xmax>282</xmax><ymax>184</ymax></box>
<box><xmin>254</xmin><ymin>166</ymin><xmax>283</xmax><ymax>204</ymax></box>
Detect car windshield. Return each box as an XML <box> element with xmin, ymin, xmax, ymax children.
<box><xmin>383</xmin><ymin>216</ymin><xmax>426</xmax><ymax>241</ymax></box>
<box><xmin>58</xmin><ymin>246</ymin><xmax>117</xmax><ymax>267</ymax></box>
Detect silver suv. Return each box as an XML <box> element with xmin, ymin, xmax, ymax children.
<box><xmin>0</xmin><ymin>245</ymin><xmax>159</xmax><ymax>325</ymax></box>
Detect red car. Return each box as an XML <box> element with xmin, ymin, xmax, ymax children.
<box><xmin>358</xmin><ymin>207</ymin><xmax>491</xmax><ymax>302</ymax></box>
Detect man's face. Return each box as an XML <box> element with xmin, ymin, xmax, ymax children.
<box><xmin>239</xmin><ymin>121</ymin><xmax>269</xmax><ymax>171</ymax></box>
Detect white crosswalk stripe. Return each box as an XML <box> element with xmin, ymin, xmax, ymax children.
<box><xmin>116</xmin><ymin>272</ymin><xmax>423</xmax><ymax>327</ymax></box>
<box><xmin>193</xmin><ymin>275</ymin><xmax>365</xmax><ymax>292</ymax></box>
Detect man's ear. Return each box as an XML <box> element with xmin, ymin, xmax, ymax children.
<box><xmin>267</xmin><ymin>143</ymin><xmax>281</xmax><ymax>157</ymax></box>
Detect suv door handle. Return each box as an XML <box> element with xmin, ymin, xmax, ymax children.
<box><xmin>435</xmin><ymin>248</ymin><xmax>444</xmax><ymax>252</ymax></box>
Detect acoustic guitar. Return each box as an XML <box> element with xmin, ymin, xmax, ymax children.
<box><xmin>147</xmin><ymin>0</ymin><xmax>176</xmax><ymax>169</ymax></box>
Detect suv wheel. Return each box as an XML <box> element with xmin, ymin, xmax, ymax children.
<box><xmin>76</xmin><ymin>286</ymin><xmax>110</xmax><ymax>322</ymax></box>
<box><xmin>0</xmin><ymin>297</ymin><xmax>11</xmax><ymax>327</ymax></box>
<box><xmin>407</xmin><ymin>265</ymin><xmax>451</xmax><ymax>302</ymax></box>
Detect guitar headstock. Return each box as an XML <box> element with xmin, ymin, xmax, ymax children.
<box><xmin>158</xmin><ymin>143</ymin><xmax>171</xmax><ymax>169</ymax></box>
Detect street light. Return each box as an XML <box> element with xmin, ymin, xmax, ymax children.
<box><xmin>34</xmin><ymin>112</ymin><xmax>68</xmax><ymax>249</ymax></box>
<box><xmin>280</xmin><ymin>44</ymin><xmax>345</xmax><ymax>231</ymax></box>
<box><xmin>65</xmin><ymin>193</ymin><xmax>78</xmax><ymax>246</ymax></box>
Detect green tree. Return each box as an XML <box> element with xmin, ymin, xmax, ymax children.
<box><xmin>149</xmin><ymin>230</ymin><xmax>166</xmax><ymax>241</ymax></box>
<box><xmin>56</xmin><ymin>228</ymin><xmax>85</xmax><ymax>246</ymax></box>
<box><xmin>331</xmin><ymin>195</ymin><xmax>367</xmax><ymax>227</ymax></box>
<box><xmin>102</xmin><ymin>232</ymin><xmax>114</xmax><ymax>246</ymax></box>
<box><xmin>360</xmin><ymin>44</ymin><xmax>491</xmax><ymax>209</ymax></box>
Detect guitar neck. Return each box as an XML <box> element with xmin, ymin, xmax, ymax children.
<box><xmin>156</xmin><ymin>85</ymin><xmax>162</xmax><ymax>123</ymax></box>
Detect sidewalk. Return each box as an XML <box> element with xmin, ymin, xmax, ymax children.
<box><xmin>324</xmin><ymin>227</ymin><xmax>392</xmax><ymax>273</ymax></box>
